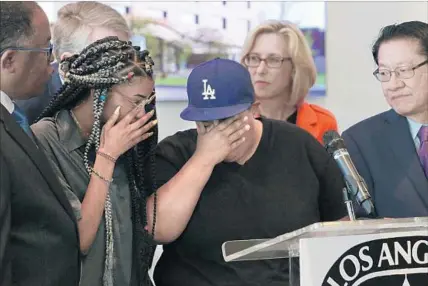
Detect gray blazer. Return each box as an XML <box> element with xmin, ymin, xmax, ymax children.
<box><xmin>342</xmin><ymin>109</ymin><xmax>428</xmax><ymax>218</ymax></box>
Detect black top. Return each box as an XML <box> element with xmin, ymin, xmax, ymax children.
<box><xmin>154</xmin><ymin>118</ymin><xmax>346</xmax><ymax>286</ymax></box>
<box><xmin>287</xmin><ymin>110</ymin><xmax>298</xmax><ymax>124</ymax></box>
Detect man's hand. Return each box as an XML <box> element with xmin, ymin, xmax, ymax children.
<box><xmin>193</xmin><ymin>114</ymin><xmax>250</xmax><ymax>167</ymax></box>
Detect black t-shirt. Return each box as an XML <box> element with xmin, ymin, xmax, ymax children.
<box><xmin>287</xmin><ymin>110</ymin><xmax>298</xmax><ymax>124</ymax></box>
<box><xmin>153</xmin><ymin>118</ymin><xmax>346</xmax><ymax>286</ymax></box>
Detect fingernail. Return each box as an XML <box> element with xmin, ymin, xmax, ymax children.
<box><xmin>245</xmin><ymin>124</ymin><xmax>250</xmax><ymax>130</ymax></box>
<box><xmin>244</xmin><ymin>116</ymin><xmax>248</xmax><ymax>121</ymax></box>
<box><xmin>149</xmin><ymin>109</ymin><xmax>155</xmax><ymax>115</ymax></box>
<box><xmin>114</xmin><ymin>106</ymin><xmax>121</xmax><ymax>115</ymax></box>
<box><xmin>152</xmin><ymin>119</ymin><xmax>158</xmax><ymax>126</ymax></box>
<box><xmin>148</xmin><ymin>132</ymin><xmax>154</xmax><ymax>137</ymax></box>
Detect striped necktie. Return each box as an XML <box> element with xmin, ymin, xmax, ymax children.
<box><xmin>417</xmin><ymin>125</ymin><xmax>428</xmax><ymax>178</ymax></box>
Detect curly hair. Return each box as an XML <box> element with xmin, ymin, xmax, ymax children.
<box><xmin>38</xmin><ymin>36</ymin><xmax>157</xmax><ymax>286</ymax></box>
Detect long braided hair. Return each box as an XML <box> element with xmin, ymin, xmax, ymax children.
<box><xmin>37</xmin><ymin>36</ymin><xmax>158</xmax><ymax>286</ymax></box>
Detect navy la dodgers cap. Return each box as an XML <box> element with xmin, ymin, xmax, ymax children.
<box><xmin>180</xmin><ymin>58</ymin><xmax>255</xmax><ymax>121</ymax></box>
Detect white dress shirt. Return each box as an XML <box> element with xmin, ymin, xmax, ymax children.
<box><xmin>407</xmin><ymin>117</ymin><xmax>428</xmax><ymax>150</ymax></box>
<box><xmin>0</xmin><ymin>90</ymin><xmax>14</xmax><ymax>114</ymax></box>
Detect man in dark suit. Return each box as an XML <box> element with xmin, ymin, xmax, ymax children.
<box><xmin>15</xmin><ymin>1</ymin><xmax>131</xmax><ymax>124</ymax></box>
<box><xmin>342</xmin><ymin>21</ymin><xmax>428</xmax><ymax>218</ymax></box>
<box><xmin>0</xmin><ymin>2</ymin><xmax>80</xmax><ymax>285</ymax></box>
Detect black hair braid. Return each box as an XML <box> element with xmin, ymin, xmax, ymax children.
<box><xmin>35</xmin><ymin>36</ymin><xmax>158</xmax><ymax>286</ymax></box>
<box><xmin>123</xmin><ymin>140</ymin><xmax>157</xmax><ymax>286</ymax></box>
<box><xmin>136</xmin><ymin>114</ymin><xmax>159</xmax><ymax>278</ymax></box>
<box><xmin>72</xmin><ymin>37</ymin><xmax>128</xmax><ymax>68</ymax></box>
<box><xmin>36</xmin><ymin>39</ymin><xmax>130</xmax><ymax>120</ymax></box>
<box><xmin>121</xmin><ymin>104</ymin><xmax>158</xmax><ymax>285</ymax></box>
<box><xmin>73</xmin><ymin>53</ymin><xmax>128</xmax><ymax>76</ymax></box>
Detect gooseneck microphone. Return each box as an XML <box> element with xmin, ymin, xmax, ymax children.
<box><xmin>323</xmin><ymin>130</ymin><xmax>376</xmax><ymax>217</ymax></box>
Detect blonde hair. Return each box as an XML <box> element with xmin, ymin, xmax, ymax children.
<box><xmin>53</xmin><ymin>1</ymin><xmax>131</xmax><ymax>61</ymax></box>
<box><xmin>241</xmin><ymin>20</ymin><xmax>317</xmax><ymax>106</ymax></box>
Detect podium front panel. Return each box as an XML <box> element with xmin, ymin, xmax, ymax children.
<box><xmin>222</xmin><ymin>217</ymin><xmax>428</xmax><ymax>262</ymax></box>
<box><xmin>300</xmin><ymin>230</ymin><xmax>428</xmax><ymax>286</ymax></box>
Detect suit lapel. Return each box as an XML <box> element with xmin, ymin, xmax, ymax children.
<box><xmin>383</xmin><ymin>110</ymin><xmax>428</xmax><ymax>208</ymax></box>
<box><xmin>1</xmin><ymin>105</ymin><xmax>77</xmax><ymax>222</ymax></box>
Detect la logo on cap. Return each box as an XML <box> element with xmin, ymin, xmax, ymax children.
<box><xmin>202</xmin><ymin>79</ymin><xmax>216</xmax><ymax>100</ymax></box>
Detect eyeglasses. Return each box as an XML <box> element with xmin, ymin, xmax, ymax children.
<box><xmin>244</xmin><ymin>54</ymin><xmax>291</xmax><ymax>69</ymax></box>
<box><xmin>373</xmin><ymin>59</ymin><xmax>428</xmax><ymax>82</ymax></box>
<box><xmin>139</xmin><ymin>91</ymin><xmax>156</xmax><ymax>113</ymax></box>
<box><xmin>0</xmin><ymin>42</ymin><xmax>53</xmax><ymax>63</ymax></box>
<box><xmin>141</xmin><ymin>91</ymin><xmax>156</xmax><ymax>106</ymax></box>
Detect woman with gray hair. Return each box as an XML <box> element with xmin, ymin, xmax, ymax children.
<box><xmin>17</xmin><ymin>1</ymin><xmax>132</xmax><ymax>123</ymax></box>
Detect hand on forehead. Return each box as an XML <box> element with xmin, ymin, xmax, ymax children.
<box><xmin>201</xmin><ymin>119</ymin><xmax>223</xmax><ymax>128</ymax></box>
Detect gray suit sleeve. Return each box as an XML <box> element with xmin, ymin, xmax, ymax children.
<box><xmin>0</xmin><ymin>154</ymin><xmax>12</xmax><ymax>285</ymax></box>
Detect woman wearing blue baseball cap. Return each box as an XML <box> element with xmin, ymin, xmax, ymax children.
<box><xmin>241</xmin><ymin>20</ymin><xmax>338</xmax><ymax>144</ymax></box>
<box><xmin>145</xmin><ymin>58</ymin><xmax>347</xmax><ymax>286</ymax></box>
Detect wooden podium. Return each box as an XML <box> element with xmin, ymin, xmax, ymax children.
<box><xmin>222</xmin><ymin>217</ymin><xmax>428</xmax><ymax>286</ymax></box>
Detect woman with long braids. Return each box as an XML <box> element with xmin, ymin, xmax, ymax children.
<box><xmin>31</xmin><ymin>36</ymin><xmax>158</xmax><ymax>286</ymax></box>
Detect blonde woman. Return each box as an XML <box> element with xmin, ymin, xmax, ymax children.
<box><xmin>241</xmin><ymin>20</ymin><xmax>338</xmax><ymax>143</ymax></box>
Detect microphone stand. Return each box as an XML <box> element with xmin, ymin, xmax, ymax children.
<box><xmin>342</xmin><ymin>187</ymin><xmax>356</xmax><ymax>221</ymax></box>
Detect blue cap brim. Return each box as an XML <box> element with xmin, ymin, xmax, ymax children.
<box><xmin>180</xmin><ymin>102</ymin><xmax>252</xmax><ymax>121</ymax></box>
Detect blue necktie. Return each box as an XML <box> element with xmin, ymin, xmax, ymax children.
<box><xmin>12</xmin><ymin>104</ymin><xmax>34</xmax><ymax>138</ymax></box>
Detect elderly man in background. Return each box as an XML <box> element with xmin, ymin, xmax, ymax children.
<box><xmin>15</xmin><ymin>1</ymin><xmax>132</xmax><ymax>123</ymax></box>
<box><xmin>0</xmin><ymin>2</ymin><xmax>80</xmax><ymax>285</ymax></box>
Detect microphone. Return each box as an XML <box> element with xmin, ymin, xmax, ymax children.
<box><xmin>323</xmin><ymin>130</ymin><xmax>376</xmax><ymax>216</ymax></box>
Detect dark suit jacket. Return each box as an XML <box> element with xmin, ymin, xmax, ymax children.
<box><xmin>342</xmin><ymin>109</ymin><xmax>428</xmax><ymax>218</ymax></box>
<box><xmin>15</xmin><ymin>62</ymin><xmax>62</xmax><ymax>124</ymax></box>
<box><xmin>0</xmin><ymin>104</ymin><xmax>80</xmax><ymax>286</ymax></box>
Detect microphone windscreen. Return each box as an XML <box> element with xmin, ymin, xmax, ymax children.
<box><xmin>323</xmin><ymin>130</ymin><xmax>340</xmax><ymax>146</ymax></box>
<box><xmin>323</xmin><ymin>130</ymin><xmax>346</xmax><ymax>155</ymax></box>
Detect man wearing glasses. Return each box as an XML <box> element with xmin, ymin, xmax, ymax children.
<box><xmin>0</xmin><ymin>2</ymin><xmax>80</xmax><ymax>286</ymax></box>
<box><xmin>342</xmin><ymin>21</ymin><xmax>428</xmax><ymax>218</ymax></box>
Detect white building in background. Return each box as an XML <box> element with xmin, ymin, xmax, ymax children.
<box><xmin>37</xmin><ymin>1</ymin><xmax>325</xmax><ymax>72</ymax></box>
<box><xmin>38</xmin><ymin>1</ymin><xmax>324</xmax><ymax>48</ymax></box>
<box><xmin>127</xmin><ymin>1</ymin><xmax>281</xmax><ymax>48</ymax></box>
<box><xmin>38</xmin><ymin>1</ymin><xmax>284</xmax><ymax>63</ymax></box>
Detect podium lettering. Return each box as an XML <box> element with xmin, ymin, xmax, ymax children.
<box><xmin>339</xmin><ymin>255</ymin><xmax>360</xmax><ymax>281</ymax></box>
<box><xmin>359</xmin><ymin>246</ymin><xmax>373</xmax><ymax>271</ymax></box>
<box><xmin>394</xmin><ymin>241</ymin><xmax>412</xmax><ymax>265</ymax></box>
<box><xmin>322</xmin><ymin>236</ymin><xmax>428</xmax><ymax>286</ymax></box>
<box><xmin>378</xmin><ymin>243</ymin><xmax>395</xmax><ymax>267</ymax></box>
<box><xmin>413</xmin><ymin>240</ymin><xmax>428</xmax><ymax>264</ymax></box>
